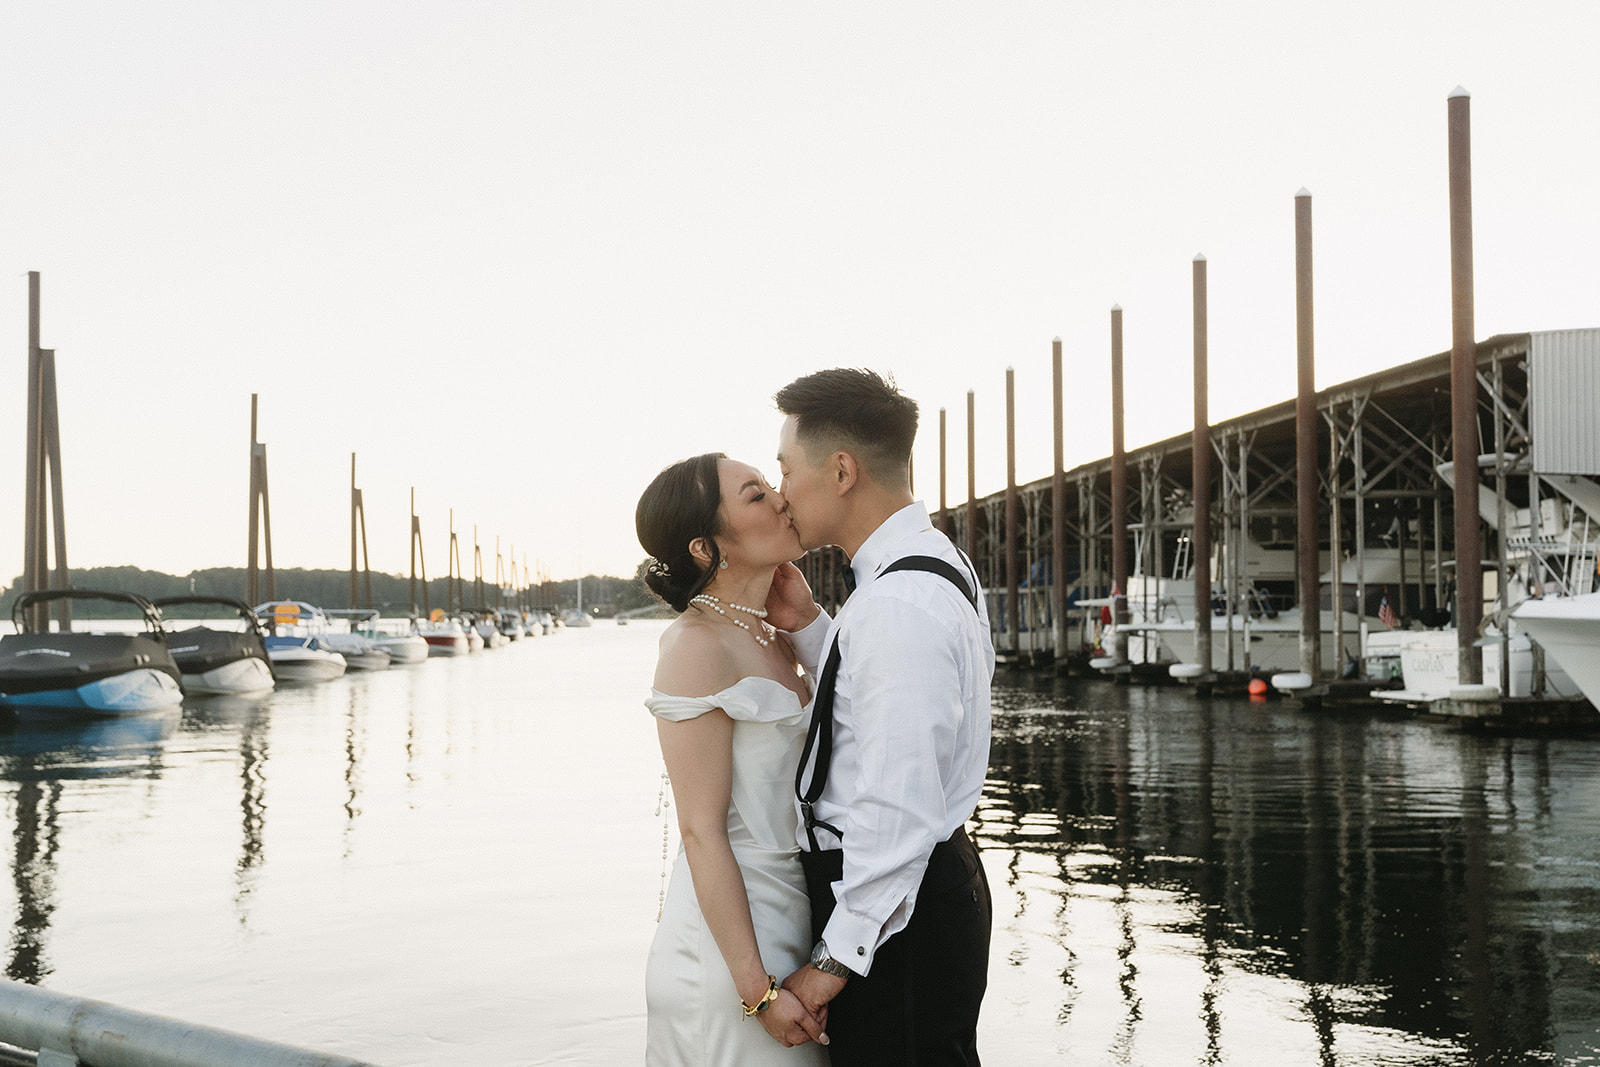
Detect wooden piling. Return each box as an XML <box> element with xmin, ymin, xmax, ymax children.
<box><xmin>40</xmin><ymin>351</ymin><xmax>70</xmax><ymax>629</ymax></box>
<box><xmin>1005</xmin><ymin>367</ymin><xmax>1019</xmax><ymax>656</ymax></box>
<box><xmin>1448</xmin><ymin>87</ymin><xmax>1482</xmax><ymax>685</ymax></box>
<box><xmin>965</xmin><ymin>390</ymin><xmax>978</xmax><ymax>572</ymax></box>
<box><xmin>349</xmin><ymin>454</ymin><xmax>374</xmax><ymax>608</ymax></box>
<box><xmin>1192</xmin><ymin>258</ymin><xmax>1213</xmax><ymax>675</ymax></box>
<box><xmin>246</xmin><ymin>395</ymin><xmax>275</xmax><ymax>605</ymax></box>
<box><xmin>23</xmin><ymin>274</ymin><xmax>42</xmax><ymax>630</ymax></box>
<box><xmin>474</xmin><ymin>527</ymin><xmax>485</xmax><ymax>608</ymax></box>
<box><xmin>939</xmin><ymin>407</ymin><xmax>949</xmax><ymax>536</ymax></box>
<box><xmin>1110</xmin><ymin>307</ymin><xmax>1129</xmax><ymax>634</ymax></box>
<box><xmin>1295</xmin><ymin>191</ymin><xmax>1321</xmax><ymax>678</ymax></box>
<box><xmin>409</xmin><ymin>488</ymin><xmax>429</xmax><ymax>616</ymax></box>
<box><xmin>1052</xmin><ymin>338</ymin><xmax>1067</xmax><ymax>667</ymax></box>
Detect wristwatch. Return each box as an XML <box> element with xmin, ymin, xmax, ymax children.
<box><xmin>809</xmin><ymin>939</ymin><xmax>853</xmax><ymax>979</ymax></box>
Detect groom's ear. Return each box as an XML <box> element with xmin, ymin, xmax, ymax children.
<box><xmin>833</xmin><ymin>451</ymin><xmax>859</xmax><ymax>496</ymax></box>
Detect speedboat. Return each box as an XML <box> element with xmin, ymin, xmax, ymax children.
<box><xmin>254</xmin><ymin>601</ymin><xmax>347</xmax><ymax>683</ymax></box>
<box><xmin>151</xmin><ymin>595</ymin><xmax>276</xmax><ymax>695</ymax></box>
<box><xmin>497</xmin><ymin>609</ymin><xmax>525</xmax><ymax>641</ymax></box>
<box><xmin>367</xmin><ymin>617</ymin><xmax>430</xmax><ymax>664</ymax></box>
<box><xmin>457</xmin><ymin>614</ymin><xmax>486</xmax><ymax>653</ymax></box>
<box><xmin>321</xmin><ymin>609</ymin><xmax>395</xmax><ymax>671</ymax></box>
<box><xmin>1511</xmin><ymin>591</ymin><xmax>1600</xmax><ymax>708</ymax></box>
<box><xmin>417</xmin><ymin>613</ymin><xmax>471</xmax><ymax>657</ymax></box>
<box><xmin>0</xmin><ymin>590</ymin><xmax>184</xmax><ymax>715</ymax></box>
<box><xmin>471</xmin><ymin>612</ymin><xmax>507</xmax><ymax>650</ymax></box>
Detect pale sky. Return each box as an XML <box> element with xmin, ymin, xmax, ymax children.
<box><xmin>3</xmin><ymin>3</ymin><xmax>1597</xmax><ymax>584</ymax></box>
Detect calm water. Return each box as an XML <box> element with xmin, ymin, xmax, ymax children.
<box><xmin>1</xmin><ymin>620</ymin><xmax>1597</xmax><ymax>1065</ymax></box>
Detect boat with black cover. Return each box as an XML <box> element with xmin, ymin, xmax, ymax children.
<box><xmin>0</xmin><ymin>590</ymin><xmax>184</xmax><ymax>716</ymax></box>
<box><xmin>151</xmin><ymin>595</ymin><xmax>276</xmax><ymax>695</ymax></box>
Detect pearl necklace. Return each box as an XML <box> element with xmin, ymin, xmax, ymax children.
<box><xmin>690</xmin><ymin>594</ymin><xmax>772</xmax><ymax>647</ymax></box>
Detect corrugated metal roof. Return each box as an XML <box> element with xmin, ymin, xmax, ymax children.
<box><xmin>1530</xmin><ymin>329</ymin><xmax>1600</xmax><ymax>476</ymax></box>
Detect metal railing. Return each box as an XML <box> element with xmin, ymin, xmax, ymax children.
<box><xmin>0</xmin><ymin>980</ymin><xmax>383</xmax><ymax>1067</ymax></box>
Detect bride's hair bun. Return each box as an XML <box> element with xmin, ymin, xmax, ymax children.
<box><xmin>636</xmin><ymin>453</ymin><xmax>726</xmax><ymax>612</ymax></box>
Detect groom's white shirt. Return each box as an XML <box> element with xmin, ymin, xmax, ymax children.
<box><xmin>785</xmin><ymin>500</ymin><xmax>994</xmax><ymax>976</ymax></box>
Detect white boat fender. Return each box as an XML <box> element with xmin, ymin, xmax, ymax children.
<box><xmin>1271</xmin><ymin>672</ymin><xmax>1315</xmax><ymax>691</ymax></box>
<box><xmin>1088</xmin><ymin>656</ymin><xmax>1118</xmax><ymax>671</ymax></box>
<box><xmin>1449</xmin><ymin>684</ymin><xmax>1500</xmax><ymax>702</ymax></box>
<box><xmin>1168</xmin><ymin>663</ymin><xmax>1205</xmax><ymax>680</ymax></box>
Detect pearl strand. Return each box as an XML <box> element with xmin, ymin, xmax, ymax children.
<box><xmin>693</xmin><ymin>593</ymin><xmax>768</xmax><ymax>619</ymax></box>
<box><xmin>690</xmin><ymin>594</ymin><xmax>772</xmax><ymax>647</ymax></box>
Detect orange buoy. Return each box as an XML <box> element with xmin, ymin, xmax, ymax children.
<box><xmin>1247</xmin><ymin>678</ymin><xmax>1268</xmax><ymax>696</ymax></box>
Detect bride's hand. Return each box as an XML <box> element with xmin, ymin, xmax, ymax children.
<box><xmin>765</xmin><ymin>561</ymin><xmax>820</xmax><ymax>633</ymax></box>
<box><xmin>757</xmin><ymin>987</ymin><xmax>827</xmax><ymax>1048</ymax></box>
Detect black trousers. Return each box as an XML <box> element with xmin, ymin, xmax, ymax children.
<box><xmin>799</xmin><ymin>827</ymin><xmax>991</xmax><ymax>1067</ymax></box>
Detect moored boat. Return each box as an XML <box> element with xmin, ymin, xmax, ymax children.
<box><xmin>0</xmin><ymin>590</ymin><xmax>184</xmax><ymax>716</ymax></box>
<box><xmin>151</xmin><ymin>595</ymin><xmax>276</xmax><ymax>695</ymax></box>
<box><xmin>1510</xmin><ymin>591</ymin><xmax>1600</xmax><ymax>709</ymax></box>
<box><xmin>417</xmin><ymin>613</ymin><xmax>471</xmax><ymax>657</ymax></box>
<box><xmin>254</xmin><ymin>601</ymin><xmax>347</xmax><ymax>683</ymax></box>
<box><xmin>321</xmin><ymin>610</ymin><xmax>395</xmax><ymax>671</ymax></box>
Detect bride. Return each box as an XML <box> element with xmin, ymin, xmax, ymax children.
<box><xmin>636</xmin><ymin>452</ymin><xmax>829</xmax><ymax>1063</ymax></box>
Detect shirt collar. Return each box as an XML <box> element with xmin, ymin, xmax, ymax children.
<box><xmin>849</xmin><ymin>501</ymin><xmax>934</xmax><ymax>592</ymax></box>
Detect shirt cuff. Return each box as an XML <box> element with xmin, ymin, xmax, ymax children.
<box><xmin>821</xmin><ymin>909</ymin><xmax>882</xmax><ymax>977</ymax></box>
<box><xmin>783</xmin><ymin>607</ymin><xmax>832</xmax><ymax>678</ymax></box>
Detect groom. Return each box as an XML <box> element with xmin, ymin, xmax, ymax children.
<box><xmin>765</xmin><ymin>368</ymin><xmax>994</xmax><ymax>1065</ymax></box>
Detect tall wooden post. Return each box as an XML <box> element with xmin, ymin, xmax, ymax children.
<box><xmin>447</xmin><ymin>511</ymin><xmax>463</xmax><ymax>611</ymax></box>
<box><xmin>474</xmin><ymin>527</ymin><xmax>485</xmax><ymax>608</ymax></box>
<box><xmin>965</xmin><ymin>389</ymin><xmax>978</xmax><ymax>578</ymax></box>
<box><xmin>22</xmin><ymin>275</ymin><xmax>43</xmax><ymax>631</ymax></box>
<box><xmin>21</xmin><ymin>276</ymin><xmax>71</xmax><ymax>630</ymax></box>
<box><xmin>1004</xmin><ymin>367</ymin><xmax>1019</xmax><ymax>656</ymax></box>
<box><xmin>41</xmin><ymin>351</ymin><xmax>69</xmax><ymax>628</ymax></box>
<box><xmin>1052</xmin><ymin>337</ymin><xmax>1068</xmax><ymax>667</ymax></box>
<box><xmin>1193</xmin><ymin>258</ymin><xmax>1214</xmax><ymax>675</ymax></box>
<box><xmin>247</xmin><ymin>395</ymin><xmax>275</xmax><ymax>605</ymax></box>
<box><xmin>1110</xmin><ymin>306</ymin><xmax>1129</xmax><ymax>636</ymax></box>
<box><xmin>350</xmin><ymin>453</ymin><xmax>373</xmax><ymax>608</ymax></box>
<box><xmin>1448</xmin><ymin>87</ymin><xmax>1483</xmax><ymax>685</ymax></box>
<box><xmin>1295</xmin><ymin>192</ymin><xmax>1322</xmax><ymax>679</ymax></box>
<box><xmin>938</xmin><ymin>407</ymin><xmax>949</xmax><ymax>535</ymax></box>
<box><xmin>409</xmin><ymin>488</ymin><xmax>429</xmax><ymax>616</ymax></box>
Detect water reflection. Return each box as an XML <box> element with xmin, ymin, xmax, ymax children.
<box><xmin>0</xmin><ymin>710</ymin><xmax>180</xmax><ymax>982</ymax></box>
<box><xmin>980</xmin><ymin>670</ymin><xmax>1600</xmax><ymax>1065</ymax></box>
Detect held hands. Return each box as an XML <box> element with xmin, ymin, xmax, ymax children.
<box><xmin>781</xmin><ymin>964</ymin><xmax>848</xmax><ymax>1027</ymax></box>
<box><xmin>756</xmin><ymin>987</ymin><xmax>828</xmax><ymax>1048</ymax></box>
<box><xmin>764</xmin><ymin>561</ymin><xmax>821</xmax><ymax>633</ymax></box>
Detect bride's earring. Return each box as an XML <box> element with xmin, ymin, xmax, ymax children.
<box><xmin>719</xmin><ymin>560</ymin><xmax>728</xmax><ymax>570</ymax></box>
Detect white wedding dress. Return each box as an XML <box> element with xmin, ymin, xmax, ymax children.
<box><xmin>645</xmin><ymin>677</ymin><xmax>828</xmax><ymax>1066</ymax></box>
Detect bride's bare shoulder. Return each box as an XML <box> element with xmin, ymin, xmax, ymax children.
<box><xmin>653</xmin><ymin>614</ymin><xmax>737</xmax><ymax>696</ymax></box>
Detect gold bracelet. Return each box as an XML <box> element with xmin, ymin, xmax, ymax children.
<box><xmin>741</xmin><ymin>974</ymin><xmax>779</xmax><ymax>1018</ymax></box>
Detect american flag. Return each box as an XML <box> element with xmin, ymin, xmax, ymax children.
<box><xmin>1377</xmin><ymin>589</ymin><xmax>1397</xmax><ymax>629</ymax></box>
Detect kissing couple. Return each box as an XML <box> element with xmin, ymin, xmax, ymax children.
<box><xmin>636</xmin><ymin>368</ymin><xmax>994</xmax><ymax>1066</ymax></box>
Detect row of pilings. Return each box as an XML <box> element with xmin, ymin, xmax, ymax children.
<box><xmin>18</xmin><ymin>277</ymin><xmax>557</xmax><ymax>621</ymax></box>
<box><xmin>799</xmin><ymin>89</ymin><xmax>1492</xmax><ymax>686</ymax></box>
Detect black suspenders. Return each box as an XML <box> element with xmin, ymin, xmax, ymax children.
<box><xmin>794</xmin><ymin>554</ymin><xmax>981</xmax><ymax>852</ymax></box>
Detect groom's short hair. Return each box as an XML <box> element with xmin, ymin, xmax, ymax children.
<box><xmin>774</xmin><ymin>368</ymin><xmax>917</xmax><ymax>489</ymax></box>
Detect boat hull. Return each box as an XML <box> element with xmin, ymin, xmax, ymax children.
<box><xmin>181</xmin><ymin>657</ymin><xmax>276</xmax><ymax>696</ymax></box>
<box><xmin>265</xmin><ymin>638</ymin><xmax>347</xmax><ymax>684</ymax></box>
<box><xmin>165</xmin><ymin>626</ymin><xmax>275</xmax><ymax>695</ymax></box>
<box><xmin>0</xmin><ymin>667</ymin><xmax>183</xmax><ymax>716</ymax></box>
<box><xmin>0</xmin><ymin>631</ymin><xmax>185</xmax><ymax>714</ymax></box>
<box><xmin>1369</xmin><ymin>628</ymin><xmax>1582</xmax><ymax>702</ymax></box>
<box><xmin>423</xmin><ymin>635</ymin><xmax>469</xmax><ymax>657</ymax></box>
<box><xmin>373</xmin><ymin>635</ymin><xmax>429</xmax><ymax>663</ymax></box>
<box><xmin>1509</xmin><ymin>593</ymin><xmax>1600</xmax><ymax>708</ymax></box>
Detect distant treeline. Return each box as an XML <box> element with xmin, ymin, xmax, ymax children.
<box><xmin>0</xmin><ymin>564</ymin><xmax>657</xmax><ymax>619</ymax></box>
